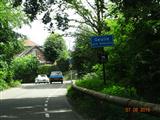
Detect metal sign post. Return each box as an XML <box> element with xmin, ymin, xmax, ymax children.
<box><xmin>69</xmin><ymin>58</ymin><xmax>73</xmax><ymax>83</ymax></box>
<box><xmin>91</xmin><ymin>35</ymin><xmax>113</xmax><ymax>85</ymax></box>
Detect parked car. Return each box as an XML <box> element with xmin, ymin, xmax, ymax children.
<box><xmin>35</xmin><ymin>74</ymin><xmax>49</xmax><ymax>84</ymax></box>
<box><xmin>49</xmin><ymin>71</ymin><xmax>64</xmax><ymax>84</ymax></box>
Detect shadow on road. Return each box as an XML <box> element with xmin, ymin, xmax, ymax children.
<box><xmin>0</xmin><ymin>95</ymin><xmax>82</xmax><ymax>120</ymax></box>
<box><xmin>21</xmin><ymin>82</ymin><xmax>71</xmax><ymax>90</ymax></box>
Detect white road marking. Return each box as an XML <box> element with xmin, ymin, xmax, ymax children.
<box><xmin>44</xmin><ymin>108</ymin><xmax>48</xmax><ymax>111</ymax></box>
<box><xmin>43</xmin><ymin>84</ymin><xmax>65</xmax><ymax>118</ymax></box>
<box><xmin>45</xmin><ymin>113</ymin><xmax>50</xmax><ymax>118</ymax></box>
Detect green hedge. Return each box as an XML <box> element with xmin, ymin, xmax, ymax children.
<box><xmin>11</xmin><ymin>55</ymin><xmax>39</xmax><ymax>83</ymax></box>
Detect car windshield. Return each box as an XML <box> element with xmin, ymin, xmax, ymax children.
<box><xmin>41</xmin><ymin>74</ymin><xmax>46</xmax><ymax>76</ymax></box>
<box><xmin>51</xmin><ymin>71</ymin><xmax>62</xmax><ymax>76</ymax></box>
<box><xmin>39</xmin><ymin>74</ymin><xmax>46</xmax><ymax>77</ymax></box>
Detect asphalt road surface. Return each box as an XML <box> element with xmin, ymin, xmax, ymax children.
<box><xmin>0</xmin><ymin>81</ymin><xmax>84</xmax><ymax>120</ymax></box>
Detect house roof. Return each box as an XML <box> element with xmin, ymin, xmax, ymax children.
<box><xmin>17</xmin><ymin>45</ymin><xmax>51</xmax><ymax>64</ymax></box>
<box><xmin>17</xmin><ymin>46</ymin><xmax>43</xmax><ymax>57</ymax></box>
<box><xmin>23</xmin><ymin>40</ymin><xmax>38</xmax><ymax>47</ymax></box>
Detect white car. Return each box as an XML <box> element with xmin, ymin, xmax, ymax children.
<box><xmin>35</xmin><ymin>74</ymin><xmax>49</xmax><ymax>84</ymax></box>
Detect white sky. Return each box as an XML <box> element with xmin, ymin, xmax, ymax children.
<box><xmin>16</xmin><ymin>0</ymin><xmax>96</xmax><ymax>50</ymax></box>
<box><xmin>16</xmin><ymin>20</ymin><xmax>75</xmax><ymax>50</ymax></box>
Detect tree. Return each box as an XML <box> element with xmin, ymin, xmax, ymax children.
<box><xmin>72</xmin><ymin>26</ymin><xmax>99</xmax><ymax>75</ymax></box>
<box><xmin>0</xmin><ymin>0</ymin><xmax>26</xmax><ymax>62</ymax></box>
<box><xmin>12</xmin><ymin>0</ymin><xmax>110</xmax><ymax>34</ymax></box>
<box><xmin>66</xmin><ymin>0</ymin><xmax>109</xmax><ymax>35</ymax></box>
<box><xmin>44</xmin><ymin>33</ymin><xmax>68</xmax><ymax>63</ymax></box>
<box><xmin>107</xmin><ymin>0</ymin><xmax>160</xmax><ymax>102</ymax></box>
<box><xmin>0</xmin><ymin>0</ymin><xmax>27</xmax><ymax>88</ymax></box>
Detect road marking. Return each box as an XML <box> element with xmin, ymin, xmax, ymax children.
<box><xmin>44</xmin><ymin>108</ymin><xmax>48</xmax><ymax>111</ymax></box>
<box><xmin>43</xmin><ymin>83</ymin><xmax>65</xmax><ymax>118</ymax></box>
<box><xmin>45</xmin><ymin>113</ymin><xmax>50</xmax><ymax>118</ymax></box>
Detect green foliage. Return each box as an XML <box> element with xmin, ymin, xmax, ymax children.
<box><xmin>0</xmin><ymin>0</ymin><xmax>26</xmax><ymax>90</ymax></box>
<box><xmin>0</xmin><ymin>0</ymin><xmax>26</xmax><ymax>28</ymax></box>
<box><xmin>11</xmin><ymin>55</ymin><xmax>39</xmax><ymax>83</ymax></box>
<box><xmin>68</xmin><ymin>77</ymin><xmax>159</xmax><ymax>120</ymax></box>
<box><xmin>8</xmin><ymin>80</ymin><xmax>21</xmax><ymax>87</ymax></box>
<box><xmin>104</xmin><ymin>1</ymin><xmax>160</xmax><ymax>102</ymax></box>
<box><xmin>0</xmin><ymin>61</ymin><xmax>21</xmax><ymax>91</ymax></box>
<box><xmin>44</xmin><ymin>33</ymin><xmax>68</xmax><ymax>63</ymax></box>
<box><xmin>72</xmin><ymin>27</ymin><xmax>99</xmax><ymax>75</ymax></box>
<box><xmin>0</xmin><ymin>79</ymin><xmax>8</xmax><ymax>91</ymax></box>
<box><xmin>37</xmin><ymin>64</ymin><xmax>59</xmax><ymax>76</ymax></box>
<box><xmin>0</xmin><ymin>0</ymin><xmax>25</xmax><ymax>62</ymax></box>
<box><xmin>76</xmin><ymin>72</ymin><xmax>104</xmax><ymax>91</ymax></box>
<box><xmin>75</xmin><ymin>72</ymin><xmax>138</xmax><ymax>99</ymax></box>
<box><xmin>44</xmin><ymin>33</ymin><xmax>69</xmax><ymax>72</ymax></box>
<box><xmin>56</xmin><ymin>58</ymin><xmax>69</xmax><ymax>72</ymax></box>
<box><xmin>101</xmin><ymin>85</ymin><xmax>138</xmax><ymax>99</ymax></box>
<box><xmin>0</xmin><ymin>61</ymin><xmax>14</xmax><ymax>82</ymax></box>
<box><xmin>38</xmin><ymin>64</ymin><xmax>54</xmax><ymax>76</ymax></box>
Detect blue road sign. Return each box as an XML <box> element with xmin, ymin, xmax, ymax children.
<box><xmin>91</xmin><ymin>35</ymin><xmax>113</xmax><ymax>48</ymax></box>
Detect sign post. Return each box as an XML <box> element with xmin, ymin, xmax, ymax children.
<box><xmin>69</xmin><ymin>58</ymin><xmax>73</xmax><ymax>82</ymax></box>
<box><xmin>91</xmin><ymin>35</ymin><xmax>113</xmax><ymax>85</ymax></box>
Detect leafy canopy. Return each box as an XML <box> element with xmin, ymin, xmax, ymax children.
<box><xmin>44</xmin><ymin>33</ymin><xmax>68</xmax><ymax>63</ymax></box>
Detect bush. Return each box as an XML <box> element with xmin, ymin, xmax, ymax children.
<box><xmin>38</xmin><ymin>64</ymin><xmax>54</xmax><ymax>76</ymax></box>
<box><xmin>8</xmin><ymin>80</ymin><xmax>21</xmax><ymax>87</ymax></box>
<box><xmin>56</xmin><ymin>58</ymin><xmax>69</xmax><ymax>72</ymax></box>
<box><xmin>0</xmin><ymin>61</ymin><xmax>21</xmax><ymax>91</ymax></box>
<box><xmin>76</xmin><ymin>72</ymin><xmax>105</xmax><ymax>91</ymax></box>
<box><xmin>11</xmin><ymin>55</ymin><xmax>39</xmax><ymax>83</ymax></box>
<box><xmin>0</xmin><ymin>61</ymin><xmax>13</xmax><ymax>90</ymax></box>
<box><xmin>101</xmin><ymin>85</ymin><xmax>138</xmax><ymax>99</ymax></box>
<box><xmin>0</xmin><ymin>79</ymin><xmax>9</xmax><ymax>91</ymax></box>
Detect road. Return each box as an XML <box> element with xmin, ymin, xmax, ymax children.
<box><xmin>0</xmin><ymin>81</ymin><xmax>84</xmax><ymax>120</ymax></box>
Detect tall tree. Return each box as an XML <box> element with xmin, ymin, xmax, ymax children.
<box><xmin>72</xmin><ymin>26</ymin><xmax>99</xmax><ymax>75</ymax></box>
<box><xmin>0</xmin><ymin>0</ymin><xmax>27</xmax><ymax>87</ymax></box>
<box><xmin>0</xmin><ymin>0</ymin><xmax>26</xmax><ymax>62</ymax></box>
<box><xmin>44</xmin><ymin>33</ymin><xmax>68</xmax><ymax>63</ymax></box>
<box><xmin>66</xmin><ymin>0</ymin><xmax>109</xmax><ymax>35</ymax></box>
<box><xmin>13</xmin><ymin>0</ymin><xmax>109</xmax><ymax>34</ymax></box>
<box><xmin>109</xmin><ymin>0</ymin><xmax>160</xmax><ymax>101</ymax></box>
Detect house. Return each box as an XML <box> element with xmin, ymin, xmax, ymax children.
<box><xmin>17</xmin><ymin>40</ymin><xmax>50</xmax><ymax>64</ymax></box>
<box><xmin>23</xmin><ymin>39</ymin><xmax>37</xmax><ymax>47</ymax></box>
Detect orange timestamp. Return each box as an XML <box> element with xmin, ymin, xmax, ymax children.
<box><xmin>125</xmin><ymin>107</ymin><xmax>151</xmax><ymax>113</ymax></box>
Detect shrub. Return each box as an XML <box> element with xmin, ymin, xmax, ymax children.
<box><xmin>101</xmin><ymin>85</ymin><xmax>138</xmax><ymax>99</ymax></box>
<box><xmin>76</xmin><ymin>72</ymin><xmax>105</xmax><ymax>91</ymax></box>
<box><xmin>11</xmin><ymin>55</ymin><xmax>39</xmax><ymax>83</ymax></box>
<box><xmin>38</xmin><ymin>64</ymin><xmax>54</xmax><ymax>76</ymax></box>
<box><xmin>0</xmin><ymin>61</ymin><xmax>13</xmax><ymax>90</ymax></box>
<box><xmin>8</xmin><ymin>80</ymin><xmax>21</xmax><ymax>87</ymax></box>
<box><xmin>0</xmin><ymin>79</ymin><xmax>8</xmax><ymax>91</ymax></box>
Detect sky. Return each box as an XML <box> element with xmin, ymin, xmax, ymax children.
<box><xmin>16</xmin><ymin>20</ymin><xmax>75</xmax><ymax>50</ymax></box>
<box><xmin>16</xmin><ymin>1</ymin><xmax>94</xmax><ymax>50</ymax></box>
